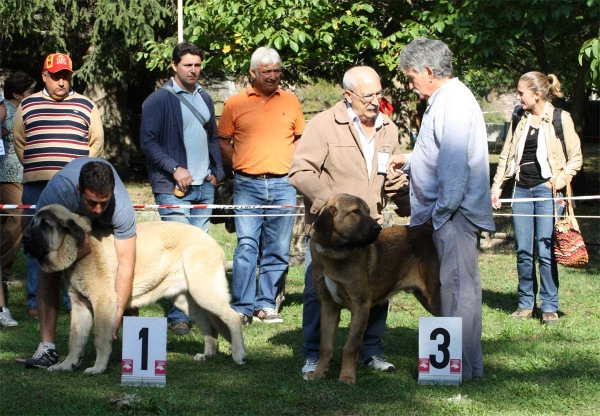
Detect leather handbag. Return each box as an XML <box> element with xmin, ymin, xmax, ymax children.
<box><xmin>552</xmin><ymin>175</ymin><xmax>588</xmax><ymax>267</ymax></box>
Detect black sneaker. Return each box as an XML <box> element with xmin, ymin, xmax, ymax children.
<box><xmin>23</xmin><ymin>346</ymin><xmax>60</xmax><ymax>369</ymax></box>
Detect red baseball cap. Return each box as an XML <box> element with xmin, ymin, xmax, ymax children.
<box><xmin>43</xmin><ymin>53</ymin><xmax>73</xmax><ymax>73</ymax></box>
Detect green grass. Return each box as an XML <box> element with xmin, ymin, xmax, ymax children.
<box><xmin>1</xmin><ymin>143</ymin><xmax>599</xmax><ymax>415</ymax></box>
<box><xmin>1</xmin><ymin>234</ymin><xmax>599</xmax><ymax>415</ymax></box>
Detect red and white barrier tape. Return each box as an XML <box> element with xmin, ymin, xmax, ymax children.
<box><xmin>0</xmin><ymin>204</ymin><xmax>304</xmax><ymax>210</ymax></box>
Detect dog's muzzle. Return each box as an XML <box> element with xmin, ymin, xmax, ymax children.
<box><xmin>22</xmin><ymin>234</ymin><xmax>48</xmax><ymax>261</ymax></box>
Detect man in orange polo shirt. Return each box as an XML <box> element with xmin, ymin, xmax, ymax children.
<box><xmin>219</xmin><ymin>46</ymin><xmax>305</xmax><ymax>325</ymax></box>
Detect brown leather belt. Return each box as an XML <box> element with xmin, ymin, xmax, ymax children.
<box><xmin>235</xmin><ymin>170</ymin><xmax>287</xmax><ymax>180</ymax></box>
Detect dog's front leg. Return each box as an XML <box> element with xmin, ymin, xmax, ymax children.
<box><xmin>340</xmin><ymin>301</ymin><xmax>371</xmax><ymax>385</ymax></box>
<box><xmin>312</xmin><ymin>301</ymin><xmax>340</xmax><ymax>381</ymax></box>
<box><xmin>48</xmin><ymin>296</ymin><xmax>92</xmax><ymax>372</ymax></box>
<box><xmin>84</xmin><ymin>294</ymin><xmax>117</xmax><ymax>375</ymax></box>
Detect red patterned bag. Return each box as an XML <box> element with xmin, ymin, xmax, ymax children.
<box><xmin>552</xmin><ymin>176</ymin><xmax>588</xmax><ymax>267</ymax></box>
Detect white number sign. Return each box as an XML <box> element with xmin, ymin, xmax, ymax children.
<box><xmin>418</xmin><ymin>317</ymin><xmax>462</xmax><ymax>384</ymax></box>
<box><xmin>121</xmin><ymin>317</ymin><xmax>167</xmax><ymax>387</ymax></box>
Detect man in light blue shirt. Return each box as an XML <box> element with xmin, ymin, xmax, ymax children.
<box><xmin>140</xmin><ymin>42</ymin><xmax>224</xmax><ymax>335</ymax></box>
<box><xmin>387</xmin><ymin>38</ymin><xmax>495</xmax><ymax>382</ymax></box>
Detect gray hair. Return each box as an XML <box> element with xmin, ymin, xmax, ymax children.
<box><xmin>250</xmin><ymin>46</ymin><xmax>281</xmax><ymax>71</ymax></box>
<box><xmin>399</xmin><ymin>38</ymin><xmax>453</xmax><ymax>78</ymax></box>
<box><xmin>342</xmin><ymin>66</ymin><xmax>380</xmax><ymax>91</ymax></box>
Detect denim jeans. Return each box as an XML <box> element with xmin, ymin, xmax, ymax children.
<box><xmin>302</xmin><ymin>236</ymin><xmax>389</xmax><ymax>362</ymax></box>
<box><xmin>231</xmin><ymin>174</ymin><xmax>296</xmax><ymax>316</ymax></box>
<box><xmin>155</xmin><ymin>181</ymin><xmax>215</xmax><ymax>324</ymax></box>
<box><xmin>23</xmin><ymin>181</ymin><xmax>71</xmax><ymax>311</ymax></box>
<box><xmin>512</xmin><ymin>183</ymin><xmax>560</xmax><ymax>313</ymax></box>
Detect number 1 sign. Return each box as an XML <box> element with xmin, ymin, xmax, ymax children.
<box><xmin>121</xmin><ymin>317</ymin><xmax>167</xmax><ymax>387</ymax></box>
<box><xmin>418</xmin><ymin>317</ymin><xmax>462</xmax><ymax>384</ymax></box>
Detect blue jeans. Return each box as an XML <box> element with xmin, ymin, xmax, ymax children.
<box><xmin>512</xmin><ymin>183</ymin><xmax>560</xmax><ymax>313</ymax></box>
<box><xmin>23</xmin><ymin>181</ymin><xmax>71</xmax><ymax>311</ymax></box>
<box><xmin>155</xmin><ymin>181</ymin><xmax>215</xmax><ymax>324</ymax></box>
<box><xmin>302</xmin><ymin>236</ymin><xmax>389</xmax><ymax>362</ymax></box>
<box><xmin>231</xmin><ymin>174</ymin><xmax>296</xmax><ymax>316</ymax></box>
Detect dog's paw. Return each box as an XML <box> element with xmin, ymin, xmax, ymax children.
<box><xmin>47</xmin><ymin>363</ymin><xmax>70</xmax><ymax>372</ymax></box>
<box><xmin>83</xmin><ymin>366</ymin><xmax>106</xmax><ymax>375</ymax></box>
<box><xmin>339</xmin><ymin>375</ymin><xmax>357</xmax><ymax>386</ymax></box>
<box><xmin>193</xmin><ymin>353</ymin><xmax>207</xmax><ymax>362</ymax></box>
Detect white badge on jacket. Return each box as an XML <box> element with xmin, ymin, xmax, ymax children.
<box><xmin>377</xmin><ymin>151</ymin><xmax>390</xmax><ymax>174</ymax></box>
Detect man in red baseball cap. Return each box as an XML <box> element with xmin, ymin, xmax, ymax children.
<box><xmin>13</xmin><ymin>53</ymin><xmax>105</xmax><ymax>367</ymax></box>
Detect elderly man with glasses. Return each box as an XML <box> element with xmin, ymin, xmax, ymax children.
<box><xmin>289</xmin><ymin>66</ymin><xmax>410</xmax><ymax>379</ymax></box>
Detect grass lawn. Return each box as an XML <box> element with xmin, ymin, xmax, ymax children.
<box><xmin>1</xmin><ymin>143</ymin><xmax>598</xmax><ymax>415</ymax></box>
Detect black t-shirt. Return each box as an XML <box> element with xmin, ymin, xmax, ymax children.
<box><xmin>517</xmin><ymin>126</ymin><xmax>546</xmax><ymax>189</ymax></box>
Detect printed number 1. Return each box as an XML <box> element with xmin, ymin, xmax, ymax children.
<box><xmin>139</xmin><ymin>327</ymin><xmax>149</xmax><ymax>370</ymax></box>
<box><xmin>429</xmin><ymin>327</ymin><xmax>450</xmax><ymax>369</ymax></box>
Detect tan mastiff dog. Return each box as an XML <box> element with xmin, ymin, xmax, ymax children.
<box><xmin>308</xmin><ymin>194</ymin><xmax>440</xmax><ymax>385</ymax></box>
<box><xmin>23</xmin><ymin>204</ymin><xmax>246</xmax><ymax>374</ymax></box>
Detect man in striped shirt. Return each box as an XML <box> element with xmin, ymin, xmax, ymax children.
<box><xmin>14</xmin><ymin>53</ymin><xmax>104</xmax><ymax>319</ymax></box>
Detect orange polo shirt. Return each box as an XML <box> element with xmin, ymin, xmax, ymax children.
<box><xmin>218</xmin><ymin>85</ymin><xmax>305</xmax><ymax>175</ymax></box>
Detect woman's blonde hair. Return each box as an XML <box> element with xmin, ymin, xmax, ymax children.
<box><xmin>519</xmin><ymin>71</ymin><xmax>564</xmax><ymax>100</ymax></box>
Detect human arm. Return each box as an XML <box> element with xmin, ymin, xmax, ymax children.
<box><xmin>88</xmin><ymin>105</ymin><xmax>104</xmax><ymax>157</ymax></box>
<box><xmin>219</xmin><ymin>136</ymin><xmax>234</xmax><ymax>166</ymax></box>
<box><xmin>13</xmin><ymin>105</ymin><xmax>26</xmax><ymax>164</ymax></box>
<box><xmin>112</xmin><ymin>235</ymin><xmax>136</xmax><ymax>340</ymax></box>
<box><xmin>432</xmin><ymin>102</ymin><xmax>473</xmax><ymax>222</ymax></box>
<box><xmin>0</xmin><ymin>93</ymin><xmax>6</xmax><ymax>125</ymax></box>
<box><xmin>553</xmin><ymin>111</ymin><xmax>583</xmax><ymax>190</ymax></box>
<box><xmin>139</xmin><ymin>92</ymin><xmax>183</xmax><ymax>181</ymax></box>
<box><xmin>288</xmin><ymin>122</ymin><xmax>333</xmax><ymax>213</ymax></box>
<box><xmin>202</xmin><ymin>91</ymin><xmax>225</xmax><ymax>183</ymax></box>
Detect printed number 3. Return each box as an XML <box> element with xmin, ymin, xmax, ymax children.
<box><xmin>139</xmin><ymin>327</ymin><xmax>149</xmax><ymax>370</ymax></box>
<box><xmin>429</xmin><ymin>327</ymin><xmax>450</xmax><ymax>369</ymax></box>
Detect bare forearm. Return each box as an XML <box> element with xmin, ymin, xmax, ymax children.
<box><xmin>219</xmin><ymin>138</ymin><xmax>234</xmax><ymax>165</ymax></box>
<box><xmin>112</xmin><ymin>235</ymin><xmax>136</xmax><ymax>338</ymax></box>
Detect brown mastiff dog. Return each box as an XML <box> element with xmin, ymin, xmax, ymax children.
<box><xmin>307</xmin><ymin>194</ymin><xmax>440</xmax><ymax>385</ymax></box>
<box><xmin>23</xmin><ymin>204</ymin><xmax>247</xmax><ymax>374</ymax></box>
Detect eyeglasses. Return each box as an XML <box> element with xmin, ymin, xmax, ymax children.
<box><xmin>348</xmin><ymin>90</ymin><xmax>383</xmax><ymax>104</ymax></box>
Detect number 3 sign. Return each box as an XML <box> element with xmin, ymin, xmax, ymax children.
<box><xmin>418</xmin><ymin>317</ymin><xmax>462</xmax><ymax>384</ymax></box>
<box><xmin>121</xmin><ymin>317</ymin><xmax>167</xmax><ymax>387</ymax></box>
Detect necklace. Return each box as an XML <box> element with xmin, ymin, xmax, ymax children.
<box><xmin>530</xmin><ymin>126</ymin><xmax>538</xmax><ymax>136</ymax></box>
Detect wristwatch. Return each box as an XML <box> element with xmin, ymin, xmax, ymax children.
<box><xmin>171</xmin><ymin>165</ymin><xmax>179</xmax><ymax>174</ymax></box>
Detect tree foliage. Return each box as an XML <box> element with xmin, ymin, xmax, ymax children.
<box><xmin>0</xmin><ymin>0</ymin><xmax>173</xmax><ymax>85</ymax></box>
<box><xmin>142</xmin><ymin>0</ymin><xmax>415</xmax><ymax>86</ymax></box>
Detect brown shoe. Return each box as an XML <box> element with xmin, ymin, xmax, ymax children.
<box><xmin>541</xmin><ymin>312</ymin><xmax>559</xmax><ymax>325</ymax></box>
<box><xmin>239</xmin><ymin>313</ymin><xmax>252</xmax><ymax>327</ymax></box>
<box><xmin>170</xmin><ymin>321</ymin><xmax>191</xmax><ymax>335</ymax></box>
<box><xmin>28</xmin><ymin>307</ymin><xmax>39</xmax><ymax>319</ymax></box>
<box><xmin>511</xmin><ymin>308</ymin><xmax>533</xmax><ymax>319</ymax></box>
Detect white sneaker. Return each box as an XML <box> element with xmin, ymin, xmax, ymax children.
<box><xmin>0</xmin><ymin>307</ymin><xmax>18</xmax><ymax>327</ymax></box>
<box><xmin>364</xmin><ymin>355</ymin><xmax>395</xmax><ymax>372</ymax></box>
<box><xmin>301</xmin><ymin>358</ymin><xmax>318</xmax><ymax>374</ymax></box>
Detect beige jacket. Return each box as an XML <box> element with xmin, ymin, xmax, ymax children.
<box><xmin>289</xmin><ymin>101</ymin><xmax>409</xmax><ymax>234</ymax></box>
<box><xmin>491</xmin><ymin>102</ymin><xmax>582</xmax><ymax>195</ymax></box>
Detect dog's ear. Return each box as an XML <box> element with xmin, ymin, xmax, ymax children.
<box><xmin>62</xmin><ymin>218</ymin><xmax>87</xmax><ymax>242</ymax></box>
<box><xmin>313</xmin><ymin>205</ymin><xmax>336</xmax><ymax>241</ymax></box>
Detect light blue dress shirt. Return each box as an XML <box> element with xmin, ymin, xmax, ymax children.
<box><xmin>404</xmin><ymin>78</ymin><xmax>495</xmax><ymax>231</ymax></box>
